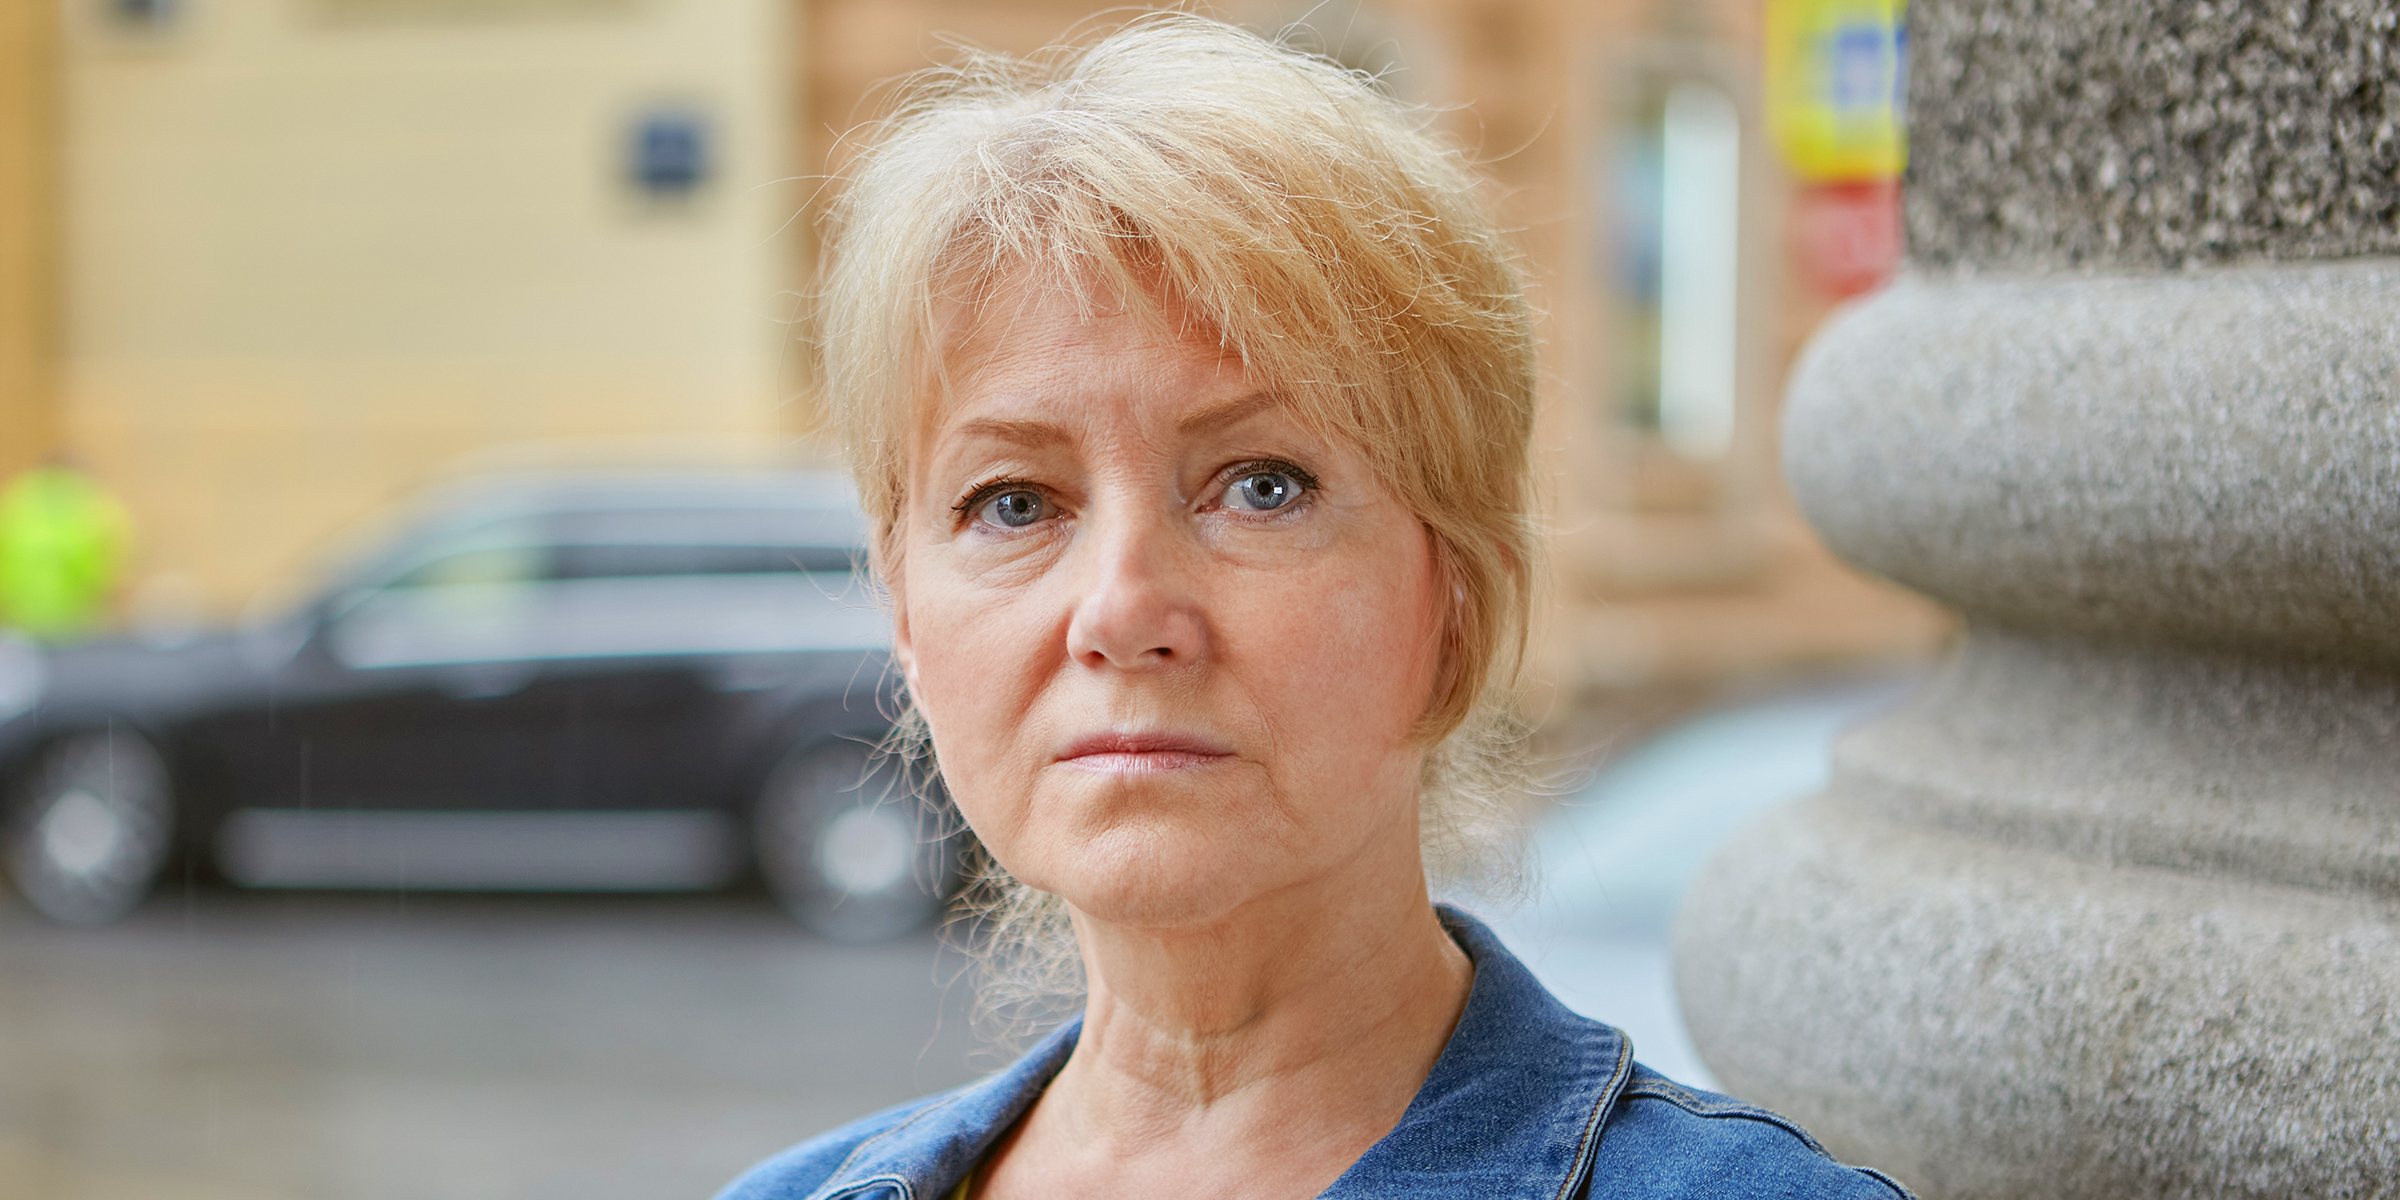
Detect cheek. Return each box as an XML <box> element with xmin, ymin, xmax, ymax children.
<box><xmin>1234</xmin><ymin>530</ymin><xmax>1446</xmax><ymax>757</ymax></box>
<box><xmin>897</xmin><ymin>560</ymin><xmax>1055</xmax><ymax>823</ymax></box>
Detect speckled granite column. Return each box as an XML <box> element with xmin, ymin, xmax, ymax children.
<box><xmin>1670</xmin><ymin>4</ymin><xmax>2400</xmax><ymax>1198</ymax></box>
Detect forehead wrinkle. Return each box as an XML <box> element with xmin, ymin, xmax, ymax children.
<box><xmin>915</xmin><ymin>273</ymin><xmax>1281</xmax><ymax>490</ymax></box>
<box><xmin>929</xmin><ymin>320</ymin><xmax>1253</xmax><ymax>448</ymax></box>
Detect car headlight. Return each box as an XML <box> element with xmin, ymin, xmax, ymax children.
<box><xmin>0</xmin><ymin>634</ymin><xmax>48</xmax><ymax>723</ymax></box>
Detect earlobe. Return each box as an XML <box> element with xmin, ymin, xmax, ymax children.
<box><xmin>872</xmin><ymin>540</ymin><xmax>915</xmax><ymax>685</ymax></box>
<box><xmin>890</xmin><ymin>608</ymin><xmax>918</xmax><ymax>686</ymax></box>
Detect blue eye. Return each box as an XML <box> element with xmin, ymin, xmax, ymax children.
<box><xmin>980</xmin><ymin>489</ymin><xmax>1049</xmax><ymax>528</ymax></box>
<box><xmin>1224</xmin><ymin>471</ymin><xmax>1301</xmax><ymax>512</ymax></box>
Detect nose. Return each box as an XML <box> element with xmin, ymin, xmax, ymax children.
<box><xmin>1063</xmin><ymin>506</ymin><xmax>1207</xmax><ymax>671</ymax></box>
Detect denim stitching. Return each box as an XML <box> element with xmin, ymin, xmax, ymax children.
<box><xmin>822</xmin><ymin>1174</ymin><xmax>913</xmax><ymax>1200</ymax></box>
<box><xmin>1621</xmin><ymin>1079</ymin><xmax>1835</xmax><ymax>1159</ymax></box>
<box><xmin>1623</xmin><ymin>1091</ymin><xmax>1830</xmax><ymax>1155</ymax></box>
<box><xmin>804</xmin><ymin>1094</ymin><xmax>965</xmax><ymax>1200</ymax></box>
<box><xmin>1614</xmin><ymin>1086</ymin><xmax>1920</xmax><ymax>1200</ymax></box>
<box><xmin>1552</xmin><ymin>1032</ymin><xmax>1636</xmax><ymax>1200</ymax></box>
<box><xmin>1856</xmin><ymin>1166</ymin><xmax>1920</xmax><ymax>1199</ymax></box>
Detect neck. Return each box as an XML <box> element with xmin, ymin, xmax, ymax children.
<box><xmin>1072</xmin><ymin>884</ymin><xmax>1464</xmax><ymax>1088</ymax></box>
<box><xmin>1018</xmin><ymin>851</ymin><xmax>1474</xmax><ymax>1188</ymax></box>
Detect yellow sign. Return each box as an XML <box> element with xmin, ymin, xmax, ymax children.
<box><xmin>1766</xmin><ymin>0</ymin><xmax>1907</xmax><ymax>183</ymax></box>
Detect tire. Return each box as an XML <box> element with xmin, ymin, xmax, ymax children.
<box><xmin>2</xmin><ymin>728</ymin><xmax>176</xmax><ymax>926</ymax></box>
<box><xmin>754</xmin><ymin>737</ymin><xmax>957</xmax><ymax>943</ymax></box>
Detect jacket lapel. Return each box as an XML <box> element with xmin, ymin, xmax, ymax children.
<box><xmin>804</xmin><ymin>1019</ymin><xmax>1080</xmax><ymax>1200</ymax></box>
<box><xmin>1318</xmin><ymin>909</ymin><xmax>1635</xmax><ymax>1200</ymax></box>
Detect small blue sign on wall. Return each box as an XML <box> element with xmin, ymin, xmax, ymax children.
<box><xmin>629</xmin><ymin>108</ymin><xmax>711</xmax><ymax>197</ymax></box>
<box><xmin>109</xmin><ymin>0</ymin><xmax>182</xmax><ymax>28</ymax></box>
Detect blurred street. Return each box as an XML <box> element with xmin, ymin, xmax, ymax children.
<box><xmin>0</xmin><ymin>891</ymin><xmax>984</xmax><ymax>1200</ymax></box>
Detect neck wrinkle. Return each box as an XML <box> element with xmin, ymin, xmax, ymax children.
<box><xmin>1047</xmin><ymin>876</ymin><xmax>1473</xmax><ymax>1154</ymax></box>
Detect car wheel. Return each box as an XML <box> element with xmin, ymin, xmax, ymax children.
<box><xmin>755</xmin><ymin>737</ymin><xmax>956</xmax><ymax>943</ymax></box>
<box><xmin>2</xmin><ymin>729</ymin><xmax>175</xmax><ymax>926</ymax></box>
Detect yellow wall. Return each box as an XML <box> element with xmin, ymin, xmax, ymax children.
<box><xmin>61</xmin><ymin>0</ymin><xmax>796</xmax><ymax>615</ymax></box>
<box><xmin>0</xmin><ymin>0</ymin><xmax>59</xmax><ymax>477</ymax></box>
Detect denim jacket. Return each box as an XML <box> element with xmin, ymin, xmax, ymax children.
<box><xmin>717</xmin><ymin>908</ymin><xmax>1913</xmax><ymax>1200</ymax></box>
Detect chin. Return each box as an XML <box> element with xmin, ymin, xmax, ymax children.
<box><xmin>1021</xmin><ymin>819</ymin><xmax>1301</xmax><ymax>934</ymax></box>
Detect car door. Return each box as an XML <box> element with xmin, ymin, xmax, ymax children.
<box><xmin>519</xmin><ymin>504</ymin><xmax>887</xmax><ymax>813</ymax></box>
<box><xmin>253</xmin><ymin>519</ymin><xmax>562</xmax><ymax>814</ymax></box>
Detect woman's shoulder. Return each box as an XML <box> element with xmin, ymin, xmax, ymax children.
<box><xmin>1591</xmin><ymin>1063</ymin><xmax>1915</xmax><ymax>1199</ymax></box>
<box><xmin>710</xmin><ymin>1090</ymin><xmax>964</xmax><ymax>1200</ymax></box>
<box><xmin>712</xmin><ymin>1022</ymin><xmax>1081</xmax><ymax>1200</ymax></box>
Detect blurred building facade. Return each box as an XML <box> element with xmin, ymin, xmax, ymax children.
<box><xmin>1</xmin><ymin>1</ymin><xmax>60</xmax><ymax>480</ymax></box>
<box><xmin>37</xmin><ymin>0</ymin><xmax>798</xmax><ymax>617</ymax></box>
<box><xmin>801</xmin><ymin>0</ymin><xmax>1948</xmax><ymax>718</ymax></box>
<box><xmin>0</xmin><ymin>0</ymin><xmax>1945</xmax><ymax>711</ymax></box>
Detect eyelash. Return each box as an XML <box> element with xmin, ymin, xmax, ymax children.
<box><xmin>951</xmin><ymin>476</ymin><xmax>1034</xmax><ymax>522</ymax></box>
<box><xmin>947</xmin><ymin>459</ymin><xmax>1321</xmax><ymax>526</ymax></box>
<box><xmin>1220</xmin><ymin>458</ymin><xmax>1321</xmax><ymax>506</ymax></box>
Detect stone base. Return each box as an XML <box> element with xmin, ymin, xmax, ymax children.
<box><xmin>1675</xmin><ymin>794</ymin><xmax>2400</xmax><ymax>1199</ymax></box>
<box><xmin>1679</xmin><ymin>252</ymin><xmax>2400</xmax><ymax>1197</ymax></box>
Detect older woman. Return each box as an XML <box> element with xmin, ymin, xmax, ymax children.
<box><xmin>721</xmin><ymin>16</ymin><xmax>1909</xmax><ymax>1200</ymax></box>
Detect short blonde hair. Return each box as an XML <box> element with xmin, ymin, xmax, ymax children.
<box><xmin>817</xmin><ymin>13</ymin><xmax>1538</xmax><ymax>1010</ymax></box>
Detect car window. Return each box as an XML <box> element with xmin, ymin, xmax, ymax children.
<box><xmin>333</xmin><ymin>518</ymin><xmax>551</xmax><ymax>604</ymax></box>
<box><xmin>387</xmin><ymin>544</ymin><xmax>554</xmax><ymax>589</ymax></box>
<box><xmin>550</xmin><ymin>506</ymin><xmax>863</xmax><ymax>549</ymax></box>
<box><xmin>550</xmin><ymin>542</ymin><xmax>857</xmax><ymax>580</ymax></box>
<box><xmin>542</xmin><ymin>507</ymin><xmax>864</xmax><ymax>582</ymax></box>
<box><xmin>360</xmin><ymin>507</ymin><xmax>868</xmax><ymax>593</ymax></box>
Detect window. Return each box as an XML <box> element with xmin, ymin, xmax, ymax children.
<box><xmin>1608</xmin><ymin>69</ymin><xmax>1745</xmax><ymax>463</ymax></box>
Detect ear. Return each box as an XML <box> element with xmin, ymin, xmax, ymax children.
<box><xmin>867</xmin><ymin>535</ymin><xmax>919</xmax><ymax>688</ymax></box>
<box><xmin>890</xmin><ymin>600</ymin><xmax>918</xmax><ymax>688</ymax></box>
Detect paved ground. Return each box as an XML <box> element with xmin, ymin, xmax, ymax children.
<box><xmin>0</xmin><ymin>889</ymin><xmax>989</xmax><ymax>1200</ymax></box>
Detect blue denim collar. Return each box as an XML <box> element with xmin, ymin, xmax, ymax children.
<box><xmin>798</xmin><ymin>906</ymin><xmax>1633</xmax><ymax>1200</ymax></box>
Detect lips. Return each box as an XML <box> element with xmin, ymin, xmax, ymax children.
<box><xmin>1056</xmin><ymin>731</ymin><xmax>1234</xmax><ymax>773</ymax></box>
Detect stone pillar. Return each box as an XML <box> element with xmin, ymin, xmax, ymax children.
<box><xmin>1671</xmin><ymin>4</ymin><xmax>2400</xmax><ymax>1198</ymax></box>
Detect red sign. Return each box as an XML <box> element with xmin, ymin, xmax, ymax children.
<box><xmin>1789</xmin><ymin>179</ymin><xmax>1900</xmax><ymax>298</ymax></box>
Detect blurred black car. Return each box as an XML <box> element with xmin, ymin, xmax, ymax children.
<box><xmin>0</xmin><ymin>467</ymin><xmax>964</xmax><ymax>941</ymax></box>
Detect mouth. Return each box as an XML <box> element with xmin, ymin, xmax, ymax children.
<box><xmin>1055</xmin><ymin>731</ymin><xmax>1235</xmax><ymax>774</ymax></box>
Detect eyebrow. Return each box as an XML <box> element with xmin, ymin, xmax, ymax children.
<box><xmin>1176</xmin><ymin>390</ymin><xmax>1286</xmax><ymax>435</ymax></box>
<box><xmin>943</xmin><ymin>415</ymin><xmax>1068</xmax><ymax>450</ymax></box>
<box><xmin>942</xmin><ymin>390</ymin><xmax>1285</xmax><ymax>448</ymax></box>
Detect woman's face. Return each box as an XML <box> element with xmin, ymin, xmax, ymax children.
<box><xmin>892</xmin><ymin>280</ymin><xmax>1449</xmax><ymax>932</ymax></box>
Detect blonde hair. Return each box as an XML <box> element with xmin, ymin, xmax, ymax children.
<box><xmin>817</xmin><ymin>12</ymin><xmax>1538</xmax><ymax>1022</ymax></box>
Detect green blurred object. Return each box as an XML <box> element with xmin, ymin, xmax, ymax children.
<box><xmin>0</xmin><ymin>465</ymin><xmax>133</xmax><ymax>640</ymax></box>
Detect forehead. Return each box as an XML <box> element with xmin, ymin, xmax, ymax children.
<box><xmin>920</xmin><ymin>272</ymin><xmax>1262</xmax><ymax>441</ymax></box>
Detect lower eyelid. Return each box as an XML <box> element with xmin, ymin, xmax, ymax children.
<box><xmin>1219</xmin><ymin>491</ymin><xmax>1310</xmax><ymax>517</ymax></box>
